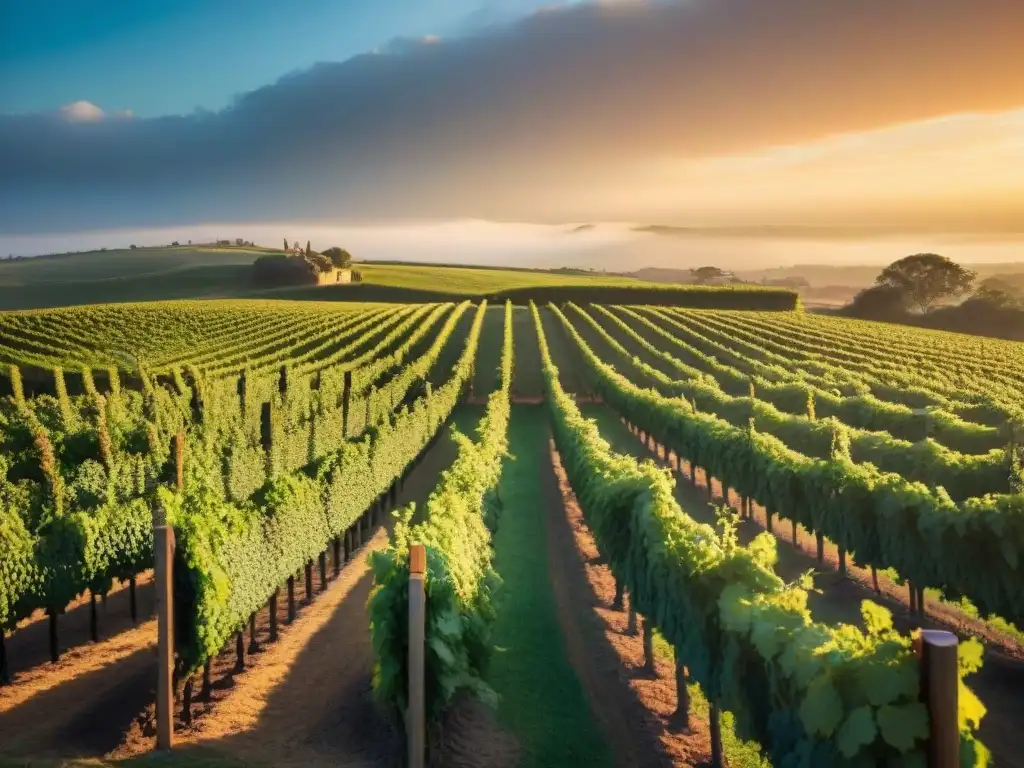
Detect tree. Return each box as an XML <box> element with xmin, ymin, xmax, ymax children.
<box><xmin>845</xmin><ymin>284</ymin><xmax>907</xmax><ymax>320</ymax></box>
<box><xmin>875</xmin><ymin>253</ymin><xmax>975</xmax><ymax>313</ymax></box>
<box><xmin>306</xmin><ymin>240</ymin><xmax>313</xmax><ymax>257</ymax></box>
<box><xmin>690</xmin><ymin>266</ymin><xmax>728</xmax><ymax>284</ymax></box>
<box><xmin>129</xmin><ymin>244</ymin><xmax>137</xmax><ymax>250</ymax></box>
<box><xmin>971</xmin><ymin>282</ymin><xmax>1021</xmax><ymax>310</ymax></box>
<box><xmin>322</xmin><ymin>247</ymin><xmax>352</xmax><ymax>268</ymax></box>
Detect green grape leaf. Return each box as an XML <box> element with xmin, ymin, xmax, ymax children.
<box><xmin>836</xmin><ymin>705</ymin><xmax>877</xmax><ymax>758</ymax></box>
<box><xmin>958</xmin><ymin>636</ymin><xmax>984</xmax><ymax>677</ymax></box>
<box><xmin>798</xmin><ymin>675</ymin><xmax>844</xmax><ymax>737</ymax></box>
<box><xmin>959</xmin><ymin>680</ymin><xmax>987</xmax><ymax>730</ymax></box>
<box><xmin>876</xmin><ymin>702</ymin><xmax>928</xmax><ymax>753</ymax></box>
<box><xmin>861</xmin><ymin>600</ymin><xmax>894</xmax><ymax>636</ymax></box>
<box><xmin>863</xmin><ymin>658</ymin><xmax>917</xmax><ymax>707</ymax></box>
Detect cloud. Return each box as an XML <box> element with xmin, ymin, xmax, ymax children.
<box><xmin>2</xmin><ymin>0</ymin><xmax>1024</xmax><ymax>234</ymax></box>
<box><xmin>60</xmin><ymin>100</ymin><xmax>105</xmax><ymax>122</ymax></box>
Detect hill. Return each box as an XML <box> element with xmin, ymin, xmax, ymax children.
<box><xmin>0</xmin><ymin>247</ymin><xmax>796</xmax><ymax>310</ymax></box>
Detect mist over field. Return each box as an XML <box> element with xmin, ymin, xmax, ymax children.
<box><xmin>4</xmin><ymin>221</ymin><xmax>1023</xmax><ymax>278</ymax></box>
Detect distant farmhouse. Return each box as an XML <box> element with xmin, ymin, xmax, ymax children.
<box><xmin>251</xmin><ymin>242</ymin><xmax>356</xmax><ymax>288</ymax></box>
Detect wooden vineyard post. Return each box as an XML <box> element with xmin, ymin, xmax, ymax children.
<box><xmin>155</xmin><ymin>524</ymin><xmax>175</xmax><ymax>751</ymax></box>
<box><xmin>670</xmin><ymin>657</ymin><xmax>691</xmax><ymax>733</ymax></box>
<box><xmin>612</xmin><ymin>578</ymin><xmax>625</xmax><ymax>611</ymax></box>
<box><xmin>248</xmin><ymin>613</ymin><xmax>259</xmax><ymax>654</ymax></box>
<box><xmin>129</xmin><ymin>575</ymin><xmax>138</xmax><ymax>623</ymax></box>
<box><xmin>173</xmin><ymin>430</ymin><xmax>185</xmax><ymax>494</ymax></box>
<box><xmin>342</xmin><ymin>370</ymin><xmax>352</xmax><ymax>437</ymax></box>
<box><xmin>90</xmin><ymin>591</ymin><xmax>99</xmax><ymax>642</ymax></box>
<box><xmin>269</xmin><ymin>589</ymin><xmax>279</xmax><ymax>642</ymax></box>
<box><xmin>917</xmin><ymin>630</ymin><xmax>958</xmax><ymax>768</ymax></box>
<box><xmin>408</xmin><ymin>543</ymin><xmax>427</xmax><ymax>768</ymax></box>
<box><xmin>319</xmin><ymin>551</ymin><xmax>328</xmax><ymax>592</ymax></box>
<box><xmin>709</xmin><ymin>703</ymin><xmax>725</xmax><ymax>767</ymax></box>
<box><xmin>642</xmin><ymin>618</ymin><xmax>655</xmax><ymax>674</ymax></box>
<box><xmin>0</xmin><ymin>630</ymin><xmax>8</xmax><ymax>685</ymax></box>
<box><xmin>235</xmin><ymin>631</ymin><xmax>245</xmax><ymax>672</ymax></box>
<box><xmin>48</xmin><ymin>609</ymin><xmax>58</xmax><ymax>663</ymax></box>
<box><xmin>200</xmin><ymin>662</ymin><xmax>212</xmax><ymax>702</ymax></box>
<box><xmin>287</xmin><ymin>575</ymin><xmax>296</xmax><ymax>623</ymax></box>
<box><xmin>333</xmin><ymin>537</ymin><xmax>342</xmax><ymax>577</ymax></box>
<box><xmin>304</xmin><ymin>560</ymin><xmax>314</xmax><ymax>604</ymax></box>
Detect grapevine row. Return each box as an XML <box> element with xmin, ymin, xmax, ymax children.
<box><xmin>552</xmin><ymin>302</ymin><xmax>1024</xmax><ymax>628</ymax></box>
<box><xmin>369</xmin><ymin>300</ymin><xmax>514</xmax><ymax>721</ymax></box>
<box><xmin>533</xmin><ymin>302</ymin><xmax>988</xmax><ymax>767</ymax></box>
<box><xmin>164</xmin><ymin>301</ymin><xmax>488</xmax><ymax>673</ymax></box>
<box><xmin>569</xmin><ymin>304</ymin><xmax>1010</xmax><ymax>501</ymax></box>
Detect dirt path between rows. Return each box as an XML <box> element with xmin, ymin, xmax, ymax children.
<box><xmin>4</xmin><ymin>570</ymin><xmax>155</xmax><ymax>680</ymax></box>
<box><xmin>174</xmin><ymin>526</ymin><xmax>397</xmax><ymax>768</ymax></box>
<box><xmin>0</xmin><ymin>620</ymin><xmax>157</xmax><ymax>759</ymax></box>
<box><xmin>541</xmin><ymin>433</ymin><xmax>710</xmax><ymax>768</ymax></box>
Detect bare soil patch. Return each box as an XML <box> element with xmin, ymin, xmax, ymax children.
<box><xmin>544</xmin><ymin>436</ymin><xmax>711</xmax><ymax>767</ymax></box>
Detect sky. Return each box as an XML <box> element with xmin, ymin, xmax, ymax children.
<box><xmin>1</xmin><ymin>0</ymin><xmax>1024</xmax><ymax>252</ymax></box>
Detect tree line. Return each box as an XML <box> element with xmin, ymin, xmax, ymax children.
<box><xmin>842</xmin><ymin>253</ymin><xmax>1024</xmax><ymax>339</ymax></box>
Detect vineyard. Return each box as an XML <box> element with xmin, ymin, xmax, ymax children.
<box><xmin>1</xmin><ymin>298</ymin><xmax>1022</xmax><ymax>767</ymax></box>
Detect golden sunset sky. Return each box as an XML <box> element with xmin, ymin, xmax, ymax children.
<box><xmin>2</xmin><ymin>0</ymin><xmax>1023</xmax><ymax>237</ymax></box>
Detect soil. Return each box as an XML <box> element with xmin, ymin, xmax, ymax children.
<box><xmin>0</xmin><ymin>620</ymin><xmax>158</xmax><ymax>758</ymax></box>
<box><xmin>4</xmin><ymin>570</ymin><xmax>155</xmax><ymax>679</ymax></box>
<box><xmin>542</xmin><ymin>434</ymin><xmax>712</xmax><ymax>767</ymax></box>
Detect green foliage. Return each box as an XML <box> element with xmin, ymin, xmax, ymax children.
<box><xmin>876</xmin><ymin>254</ymin><xmax>977</xmax><ymax>314</ymax></box>
<box><xmin>532</xmin><ymin>301</ymin><xmax>988</xmax><ymax>766</ymax></box>
<box><xmin>166</xmin><ymin>301</ymin><xmax>488</xmax><ymax>673</ymax></box>
<box><xmin>559</xmin><ymin>303</ymin><xmax>1024</xmax><ymax>626</ymax></box>
<box><xmin>369</xmin><ymin>301</ymin><xmax>513</xmax><ymax>721</ymax></box>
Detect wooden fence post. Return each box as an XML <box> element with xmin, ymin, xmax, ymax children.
<box><xmin>918</xmin><ymin>630</ymin><xmax>958</xmax><ymax>768</ymax></box>
<box><xmin>155</xmin><ymin>524</ymin><xmax>175</xmax><ymax>751</ymax></box>
<box><xmin>408</xmin><ymin>543</ymin><xmax>427</xmax><ymax>768</ymax></box>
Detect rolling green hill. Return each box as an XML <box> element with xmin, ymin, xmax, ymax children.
<box><xmin>0</xmin><ymin>246</ymin><xmax>796</xmax><ymax>310</ymax></box>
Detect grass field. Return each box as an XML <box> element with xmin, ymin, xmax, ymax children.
<box><xmin>0</xmin><ymin>246</ymin><xmax>796</xmax><ymax>310</ymax></box>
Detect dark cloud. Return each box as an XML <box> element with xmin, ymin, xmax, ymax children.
<box><xmin>2</xmin><ymin>0</ymin><xmax>1023</xmax><ymax>233</ymax></box>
